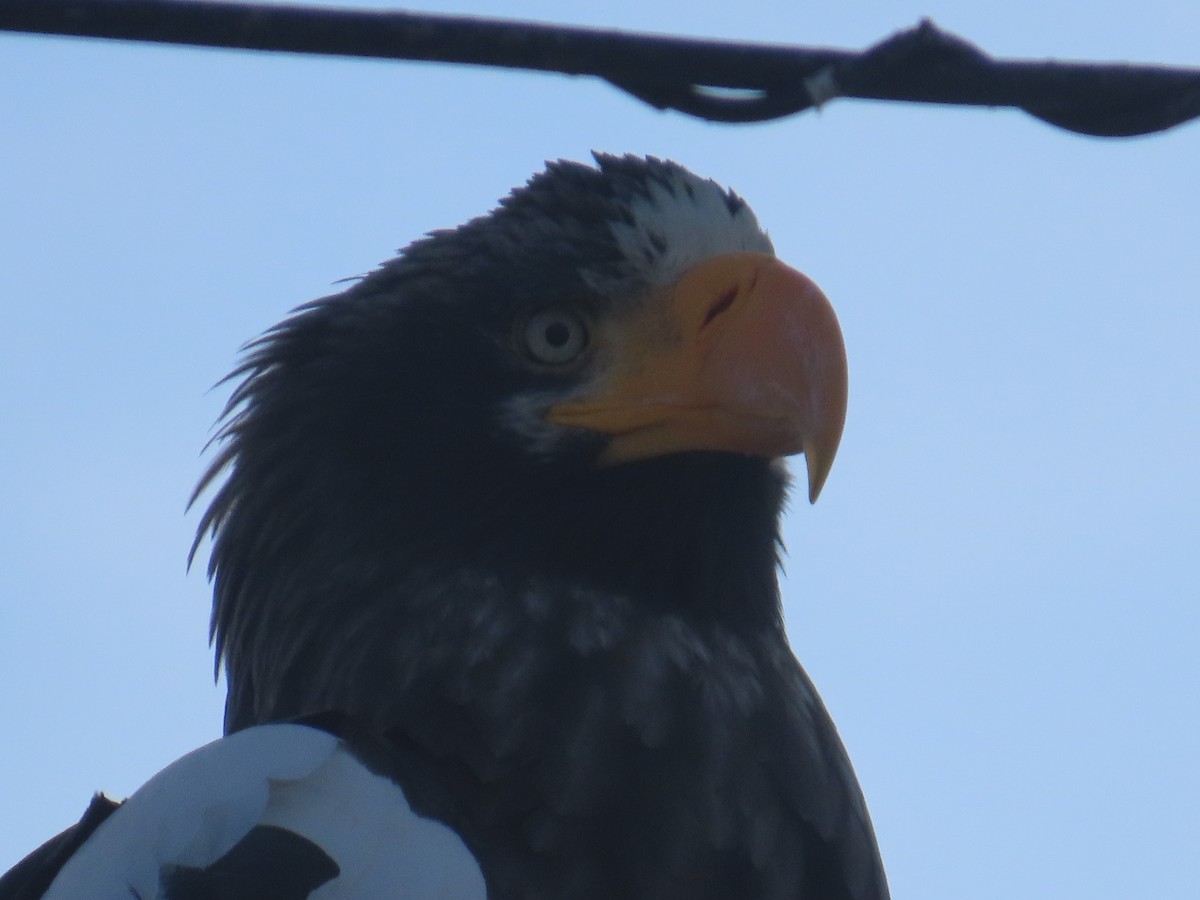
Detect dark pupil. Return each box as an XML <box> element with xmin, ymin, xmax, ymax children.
<box><xmin>544</xmin><ymin>321</ymin><xmax>571</xmax><ymax>348</ymax></box>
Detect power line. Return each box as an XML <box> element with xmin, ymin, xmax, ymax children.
<box><xmin>3</xmin><ymin>0</ymin><xmax>1198</xmax><ymax>136</ymax></box>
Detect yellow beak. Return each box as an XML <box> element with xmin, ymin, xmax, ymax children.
<box><xmin>545</xmin><ymin>252</ymin><xmax>848</xmax><ymax>502</ymax></box>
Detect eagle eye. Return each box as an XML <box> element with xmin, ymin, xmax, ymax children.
<box><xmin>520</xmin><ymin>308</ymin><xmax>589</xmax><ymax>366</ymax></box>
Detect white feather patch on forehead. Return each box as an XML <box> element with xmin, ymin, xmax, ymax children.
<box><xmin>606</xmin><ymin>168</ymin><xmax>774</xmax><ymax>288</ymax></box>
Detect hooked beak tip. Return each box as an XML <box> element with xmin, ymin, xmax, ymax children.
<box><xmin>802</xmin><ymin>422</ymin><xmax>843</xmax><ymax>504</ymax></box>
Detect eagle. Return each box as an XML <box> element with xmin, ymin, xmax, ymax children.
<box><xmin>1</xmin><ymin>154</ymin><xmax>888</xmax><ymax>900</ymax></box>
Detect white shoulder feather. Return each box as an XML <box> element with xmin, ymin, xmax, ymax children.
<box><xmin>43</xmin><ymin>724</ymin><xmax>485</xmax><ymax>900</ymax></box>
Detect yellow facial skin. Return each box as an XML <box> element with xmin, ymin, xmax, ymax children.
<box><xmin>546</xmin><ymin>252</ymin><xmax>848</xmax><ymax>502</ymax></box>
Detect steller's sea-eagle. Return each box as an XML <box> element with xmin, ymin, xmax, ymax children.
<box><xmin>0</xmin><ymin>154</ymin><xmax>887</xmax><ymax>900</ymax></box>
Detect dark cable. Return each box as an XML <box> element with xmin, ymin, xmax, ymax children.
<box><xmin>2</xmin><ymin>1</ymin><xmax>1198</xmax><ymax>136</ymax></box>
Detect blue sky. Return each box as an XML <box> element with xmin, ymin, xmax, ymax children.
<box><xmin>1</xmin><ymin>1</ymin><xmax>1197</xmax><ymax>897</ymax></box>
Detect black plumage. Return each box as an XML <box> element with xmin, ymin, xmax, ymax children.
<box><xmin>160</xmin><ymin>826</ymin><xmax>339</xmax><ymax>899</ymax></box>
<box><xmin>4</xmin><ymin>154</ymin><xmax>887</xmax><ymax>899</ymax></box>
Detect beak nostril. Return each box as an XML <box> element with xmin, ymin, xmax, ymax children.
<box><xmin>702</xmin><ymin>287</ymin><xmax>738</xmax><ymax>329</ymax></box>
